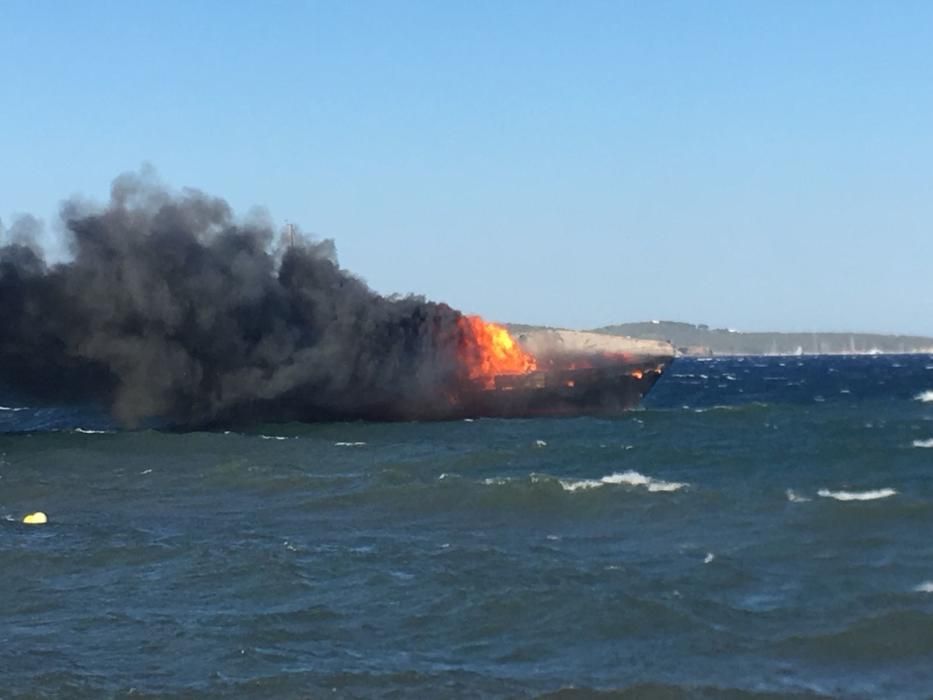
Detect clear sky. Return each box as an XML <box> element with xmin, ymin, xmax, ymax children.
<box><xmin>2</xmin><ymin>1</ymin><xmax>932</xmax><ymax>335</ymax></box>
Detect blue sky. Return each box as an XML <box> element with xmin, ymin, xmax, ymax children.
<box><xmin>2</xmin><ymin>1</ymin><xmax>931</xmax><ymax>334</ymax></box>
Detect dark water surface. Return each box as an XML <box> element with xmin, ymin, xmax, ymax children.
<box><xmin>3</xmin><ymin>355</ymin><xmax>933</xmax><ymax>698</ymax></box>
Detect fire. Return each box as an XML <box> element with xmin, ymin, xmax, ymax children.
<box><xmin>458</xmin><ymin>316</ymin><xmax>537</xmax><ymax>388</ymax></box>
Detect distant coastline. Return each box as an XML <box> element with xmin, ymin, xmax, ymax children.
<box><xmin>508</xmin><ymin>321</ymin><xmax>933</xmax><ymax>357</ymax></box>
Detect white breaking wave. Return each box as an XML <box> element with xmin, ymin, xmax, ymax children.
<box><xmin>914</xmin><ymin>582</ymin><xmax>933</xmax><ymax>593</ymax></box>
<box><xmin>478</xmin><ymin>471</ymin><xmax>687</xmax><ymax>493</ymax></box>
<box><xmin>260</xmin><ymin>435</ymin><xmax>291</xmax><ymax>441</ymax></box>
<box><xmin>558</xmin><ymin>478</ymin><xmax>603</xmax><ymax>492</ymax></box>
<box><xmin>817</xmin><ymin>488</ymin><xmax>897</xmax><ymax>501</ymax></box>
<box><xmin>785</xmin><ymin>489</ymin><xmax>811</xmax><ymax>503</ymax></box>
<box><xmin>915</xmin><ymin>390</ymin><xmax>933</xmax><ymax>403</ymax></box>
<box><xmin>559</xmin><ymin>470</ymin><xmax>687</xmax><ymax>493</ymax></box>
<box><xmin>73</xmin><ymin>428</ymin><xmax>111</xmax><ymax>434</ymax></box>
<box><xmin>703</xmin><ymin>553</ymin><xmax>715</xmax><ymax>564</ymax></box>
<box><xmin>913</xmin><ymin>439</ymin><xmax>933</xmax><ymax>448</ymax></box>
<box><xmin>334</xmin><ymin>441</ymin><xmax>367</xmax><ymax>447</ymax></box>
<box><xmin>0</xmin><ymin>406</ymin><xmax>27</xmax><ymax>412</ymax></box>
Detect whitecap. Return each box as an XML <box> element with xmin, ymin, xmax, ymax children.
<box><xmin>704</xmin><ymin>553</ymin><xmax>715</xmax><ymax>564</ymax></box>
<box><xmin>602</xmin><ymin>470</ymin><xmax>687</xmax><ymax>492</ymax></box>
<box><xmin>914</xmin><ymin>581</ymin><xmax>933</xmax><ymax>593</ymax></box>
<box><xmin>0</xmin><ymin>406</ymin><xmax>26</xmax><ymax>412</ymax></box>
<box><xmin>74</xmin><ymin>428</ymin><xmax>111</xmax><ymax>434</ymax></box>
<box><xmin>786</xmin><ymin>489</ymin><xmax>811</xmax><ymax>503</ymax></box>
<box><xmin>560</xmin><ymin>470</ymin><xmax>687</xmax><ymax>493</ymax></box>
<box><xmin>260</xmin><ymin>435</ymin><xmax>291</xmax><ymax>441</ymax></box>
<box><xmin>817</xmin><ymin>488</ymin><xmax>897</xmax><ymax>501</ymax></box>
<box><xmin>915</xmin><ymin>390</ymin><xmax>933</xmax><ymax>403</ymax></box>
<box><xmin>534</xmin><ymin>439</ymin><xmax>547</xmax><ymax>447</ymax></box>
<box><xmin>140</xmin><ymin>468</ymin><xmax>153</xmax><ymax>475</ymax></box>
<box><xmin>558</xmin><ymin>478</ymin><xmax>603</xmax><ymax>492</ymax></box>
<box><xmin>913</xmin><ymin>439</ymin><xmax>933</xmax><ymax>448</ymax></box>
<box><xmin>334</xmin><ymin>441</ymin><xmax>366</xmax><ymax>447</ymax></box>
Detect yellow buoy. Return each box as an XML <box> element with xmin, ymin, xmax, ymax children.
<box><xmin>22</xmin><ymin>512</ymin><xmax>48</xmax><ymax>525</ymax></box>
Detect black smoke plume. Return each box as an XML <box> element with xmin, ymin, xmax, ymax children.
<box><xmin>0</xmin><ymin>171</ymin><xmax>473</xmax><ymax>427</ymax></box>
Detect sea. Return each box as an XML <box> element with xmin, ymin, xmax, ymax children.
<box><xmin>2</xmin><ymin>354</ymin><xmax>933</xmax><ymax>699</ymax></box>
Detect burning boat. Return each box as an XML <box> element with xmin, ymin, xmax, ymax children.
<box><xmin>223</xmin><ymin>320</ymin><xmax>673</xmax><ymax>425</ymax></box>
<box><xmin>447</xmin><ymin>320</ymin><xmax>674</xmax><ymax>420</ymax></box>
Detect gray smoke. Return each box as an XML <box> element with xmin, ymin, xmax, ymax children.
<box><xmin>0</xmin><ymin>171</ymin><xmax>473</xmax><ymax>427</ymax></box>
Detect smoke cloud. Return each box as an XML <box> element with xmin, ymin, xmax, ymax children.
<box><xmin>0</xmin><ymin>171</ymin><xmax>472</xmax><ymax>427</ymax></box>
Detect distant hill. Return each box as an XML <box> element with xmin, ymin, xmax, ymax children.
<box><xmin>508</xmin><ymin>321</ymin><xmax>933</xmax><ymax>356</ymax></box>
<box><xmin>593</xmin><ymin>321</ymin><xmax>933</xmax><ymax>356</ymax></box>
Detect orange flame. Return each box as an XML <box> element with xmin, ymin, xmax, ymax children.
<box><xmin>458</xmin><ymin>316</ymin><xmax>537</xmax><ymax>388</ymax></box>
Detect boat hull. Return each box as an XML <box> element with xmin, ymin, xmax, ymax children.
<box><xmin>444</xmin><ymin>358</ymin><xmax>670</xmax><ymax>420</ymax></box>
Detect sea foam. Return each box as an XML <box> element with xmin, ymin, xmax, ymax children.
<box><xmin>817</xmin><ymin>488</ymin><xmax>897</xmax><ymax>501</ymax></box>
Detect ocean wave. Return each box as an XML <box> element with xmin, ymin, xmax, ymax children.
<box><xmin>914</xmin><ymin>581</ymin><xmax>933</xmax><ymax>593</ymax></box>
<box><xmin>785</xmin><ymin>489</ymin><xmax>811</xmax><ymax>503</ymax></box>
<box><xmin>817</xmin><ymin>488</ymin><xmax>897</xmax><ymax>501</ymax></box>
<box><xmin>691</xmin><ymin>402</ymin><xmax>768</xmax><ymax>413</ymax></box>
<box><xmin>335</xmin><ymin>441</ymin><xmax>367</xmax><ymax>447</ymax></box>
<box><xmin>915</xmin><ymin>390</ymin><xmax>933</xmax><ymax>402</ymax></box>
<box><xmin>260</xmin><ymin>435</ymin><xmax>292</xmax><ymax>441</ymax></box>
<box><xmin>476</xmin><ymin>470</ymin><xmax>688</xmax><ymax>494</ymax></box>
<box><xmin>0</xmin><ymin>406</ymin><xmax>27</xmax><ymax>412</ymax></box>
<box><xmin>913</xmin><ymin>439</ymin><xmax>933</xmax><ymax>448</ymax></box>
<box><xmin>559</xmin><ymin>470</ymin><xmax>687</xmax><ymax>493</ymax></box>
<box><xmin>73</xmin><ymin>428</ymin><xmax>112</xmax><ymax>434</ymax></box>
